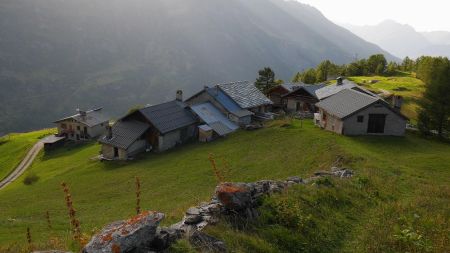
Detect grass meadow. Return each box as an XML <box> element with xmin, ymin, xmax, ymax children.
<box><xmin>0</xmin><ymin>120</ymin><xmax>448</xmax><ymax>252</ymax></box>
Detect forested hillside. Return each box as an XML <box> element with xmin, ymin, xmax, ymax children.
<box><xmin>0</xmin><ymin>0</ymin><xmax>393</xmax><ymax>134</ymax></box>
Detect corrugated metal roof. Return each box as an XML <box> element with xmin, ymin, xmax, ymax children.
<box><xmin>315</xmin><ymin>80</ymin><xmax>358</xmax><ymax>100</ymax></box>
<box><xmin>217</xmin><ymin>81</ymin><xmax>273</xmax><ymax>109</ymax></box>
<box><xmin>138</xmin><ymin>100</ymin><xmax>197</xmax><ymax>134</ymax></box>
<box><xmin>54</xmin><ymin>108</ymin><xmax>109</xmax><ymax>127</ymax></box>
<box><xmin>191</xmin><ymin>102</ymin><xmax>238</xmax><ymax>136</ymax></box>
<box><xmin>209</xmin><ymin>122</ymin><xmax>234</xmax><ymax>136</ymax></box>
<box><xmin>99</xmin><ymin>120</ymin><xmax>149</xmax><ymax>150</ymax></box>
<box><xmin>316</xmin><ymin>89</ymin><xmax>379</xmax><ymax>119</ymax></box>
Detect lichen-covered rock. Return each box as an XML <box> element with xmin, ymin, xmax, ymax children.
<box><xmin>83</xmin><ymin>211</ymin><xmax>164</xmax><ymax>253</ymax></box>
<box><xmin>216</xmin><ymin>183</ymin><xmax>252</xmax><ymax>211</ymax></box>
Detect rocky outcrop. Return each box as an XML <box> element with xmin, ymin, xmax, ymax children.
<box><xmin>83</xmin><ymin>211</ymin><xmax>164</xmax><ymax>253</ymax></box>
<box><xmin>83</xmin><ymin>167</ymin><xmax>353</xmax><ymax>252</ymax></box>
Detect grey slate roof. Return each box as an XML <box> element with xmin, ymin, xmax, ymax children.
<box><xmin>281</xmin><ymin>83</ymin><xmax>305</xmax><ymax>92</ymax></box>
<box><xmin>316</xmin><ymin>89</ymin><xmax>380</xmax><ymax>119</ymax></box>
<box><xmin>138</xmin><ymin>100</ymin><xmax>197</xmax><ymax>134</ymax></box>
<box><xmin>315</xmin><ymin>80</ymin><xmax>358</xmax><ymax>100</ymax></box>
<box><xmin>217</xmin><ymin>81</ymin><xmax>273</xmax><ymax>109</ymax></box>
<box><xmin>54</xmin><ymin>108</ymin><xmax>109</xmax><ymax>127</ymax></box>
<box><xmin>283</xmin><ymin>84</ymin><xmax>327</xmax><ymax>99</ymax></box>
<box><xmin>99</xmin><ymin>120</ymin><xmax>149</xmax><ymax>150</ymax></box>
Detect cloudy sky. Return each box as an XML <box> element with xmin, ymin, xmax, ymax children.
<box><xmin>296</xmin><ymin>0</ymin><xmax>450</xmax><ymax>31</ymax></box>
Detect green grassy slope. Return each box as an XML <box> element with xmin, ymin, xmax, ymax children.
<box><xmin>348</xmin><ymin>73</ymin><xmax>425</xmax><ymax>122</ymax></box>
<box><xmin>198</xmin><ymin>124</ymin><xmax>450</xmax><ymax>253</ymax></box>
<box><xmin>0</xmin><ymin>129</ymin><xmax>55</xmax><ymax>181</ymax></box>
<box><xmin>1</xmin><ymin>120</ymin><xmax>449</xmax><ymax>252</ymax></box>
<box><xmin>0</xmin><ymin>120</ymin><xmax>341</xmax><ymax>249</ymax></box>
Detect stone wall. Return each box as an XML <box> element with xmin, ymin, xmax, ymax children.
<box><xmin>82</xmin><ymin>167</ymin><xmax>353</xmax><ymax>253</ymax></box>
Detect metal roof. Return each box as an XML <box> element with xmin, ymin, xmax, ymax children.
<box><xmin>138</xmin><ymin>100</ymin><xmax>197</xmax><ymax>134</ymax></box>
<box><xmin>209</xmin><ymin>122</ymin><xmax>234</xmax><ymax>136</ymax></box>
<box><xmin>99</xmin><ymin>120</ymin><xmax>150</xmax><ymax>150</ymax></box>
<box><xmin>315</xmin><ymin>80</ymin><xmax>358</xmax><ymax>100</ymax></box>
<box><xmin>206</xmin><ymin>87</ymin><xmax>242</xmax><ymax>112</ymax></box>
<box><xmin>217</xmin><ymin>81</ymin><xmax>273</xmax><ymax>109</ymax></box>
<box><xmin>316</xmin><ymin>89</ymin><xmax>380</xmax><ymax>119</ymax></box>
<box><xmin>41</xmin><ymin>135</ymin><xmax>66</xmax><ymax>144</ymax></box>
<box><xmin>191</xmin><ymin>102</ymin><xmax>238</xmax><ymax>136</ymax></box>
<box><xmin>54</xmin><ymin>108</ymin><xmax>109</xmax><ymax>127</ymax></box>
<box><xmin>198</xmin><ymin>124</ymin><xmax>213</xmax><ymax>131</ymax></box>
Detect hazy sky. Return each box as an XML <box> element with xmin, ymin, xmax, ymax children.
<box><xmin>296</xmin><ymin>0</ymin><xmax>450</xmax><ymax>32</ymax></box>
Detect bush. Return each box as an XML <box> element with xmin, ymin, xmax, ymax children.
<box><xmin>23</xmin><ymin>174</ymin><xmax>39</xmax><ymax>185</ymax></box>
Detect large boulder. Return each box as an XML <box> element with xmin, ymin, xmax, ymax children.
<box><xmin>215</xmin><ymin>183</ymin><xmax>252</xmax><ymax>211</ymax></box>
<box><xmin>83</xmin><ymin>211</ymin><xmax>164</xmax><ymax>253</ymax></box>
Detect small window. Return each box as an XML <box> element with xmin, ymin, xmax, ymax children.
<box><xmin>77</xmin><ymin>126</ymin><xmax>80</xmax><ymax>130</ymax></box>
<box><xmin>61</xmin><ymin>123</ymin><xmax>67</xmax><ymax>129</ymax></box>
<box><xmin>357</xmin><ymin>116</ymin><xmax>364</xmax><ymax>123</ymax></box>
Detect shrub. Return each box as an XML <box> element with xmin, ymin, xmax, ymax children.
<box><xmin>23</xmin><ymin>174</ymin><xmax>39</xmax><ymax>185</ymax></box>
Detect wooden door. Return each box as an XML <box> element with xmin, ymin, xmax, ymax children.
<box><xmin>367</xmin><ymin>114</ymin><xmax>386</xmax><ymax>133</ymax></box>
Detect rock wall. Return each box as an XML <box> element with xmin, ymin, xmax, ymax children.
<box><xmin>82</xmin><ymin>167</ymin><xmax>353</xmax><ymax>253</ymax></box>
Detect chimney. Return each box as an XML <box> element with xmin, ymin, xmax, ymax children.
<box><xmin>107</xmin><ymin>125</ymin><xmax>113</xmax><ymax>139</ymax></box>
<box><xmin>336</xmin><ymin>77</ymin><xmax>343</xmax><ymax>86</ymax></box>
<box><xmin>77</xmin><ymin>108</ymin><xmax>87</xmax><ymax>118</ymax></box>
<box><xmin>393</xmin><ymin>95</ymin><xmax>403</xmax><ymax>110</ymax></box>
<box><xmin>176</xmin><ymin>90</ymin><xmax>183</xmax><ymax>101</ymax></box>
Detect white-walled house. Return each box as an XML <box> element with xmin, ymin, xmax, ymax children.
<box><xmin>54</xmin><ymin>108</ymin><xmax>109</xmax><ymax>141</ymax></box>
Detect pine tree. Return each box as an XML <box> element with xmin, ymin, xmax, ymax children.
<box><xmin>417</xmin><ymin>57</ymin><xmax>450</xmax><ymax>138</ymax></box>
<box><xmin>255</xmin><ymin>67</ymin><xmax>277</xmax><ymax>93</ymax></box>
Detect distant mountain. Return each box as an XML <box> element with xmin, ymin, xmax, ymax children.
<box><xmin>421</xmin><ymin>31</ymin><xmax>450</xmax><ymax>45</ymax></box>
<box><xmin>0</xmin><ymin>0</ymin><xmax>394</xmax><ymax>134</ymax></box>
<box><xmin>345</xmin><ymin>20</ymin><xmax>450</xmax><ymax>59</ymax></box>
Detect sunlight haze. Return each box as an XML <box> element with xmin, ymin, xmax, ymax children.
<box><xmin>296</xmin><ymin>0</ymin><xmax>450</xmax><ymax>31</ymax></box>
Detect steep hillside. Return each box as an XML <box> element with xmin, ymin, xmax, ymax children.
<box><xmin>345</xmin><ymin>20</ymin><xmax>450</xmax><ymax>58</ymax></box>
<box><xmin>0</xmin><ymin>121</ymin><xmax>449</xmax><ymax>252</ymax></box>
<box><xmin>0</xmin><ymin>0</ymin><xmax>393</xmax><ymax>134</ymax></box>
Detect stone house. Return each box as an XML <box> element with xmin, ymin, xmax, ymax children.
<box><xmin>185</xmin><ymin>81</ymin><xmax>273</xmax><ymax>126</ymax></box>
<box><xmin>315</xmin><ymin>89</ymin><xmax>408</xmax><ymax>136</ymax></box>
<box><xmin>99</xmin><ymin>99</ymin><xmax>197</xmax><ymax>160</ymax></box>
<box><xmin>54</xmin><ymin>108</ymin><xmax>109</xmax><ymax>141</ymax></box>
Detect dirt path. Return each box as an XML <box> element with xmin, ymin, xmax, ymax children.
<box><xmin>0</xmin><ymin>141</ymin><xmax>44</xmax><ymax>190</ymax></box>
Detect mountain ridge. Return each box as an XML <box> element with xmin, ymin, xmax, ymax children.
<box><xmin>0</xmin><ymin>0</ymin><xmax>394</xmax><ymax>134</ymax></box>
<box><xmin>345</xmin><ymin>20</ymin><xmax>450</xmax><ymax>58</ymax></box>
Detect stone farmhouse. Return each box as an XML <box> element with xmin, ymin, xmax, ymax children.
<box><xmin>99</xmin><ymin>98</ymin><xmax>197</xmax><ymax>160</ymax></box>
<box><xmin>54</xmin><ymin>108</ymin><xmax>109</xmax><ymax>141</ymax></box>
<box><xmin>315</xmin><ymin>88</ymin><xmax>408</xmax><ymax>136</ymax></box>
